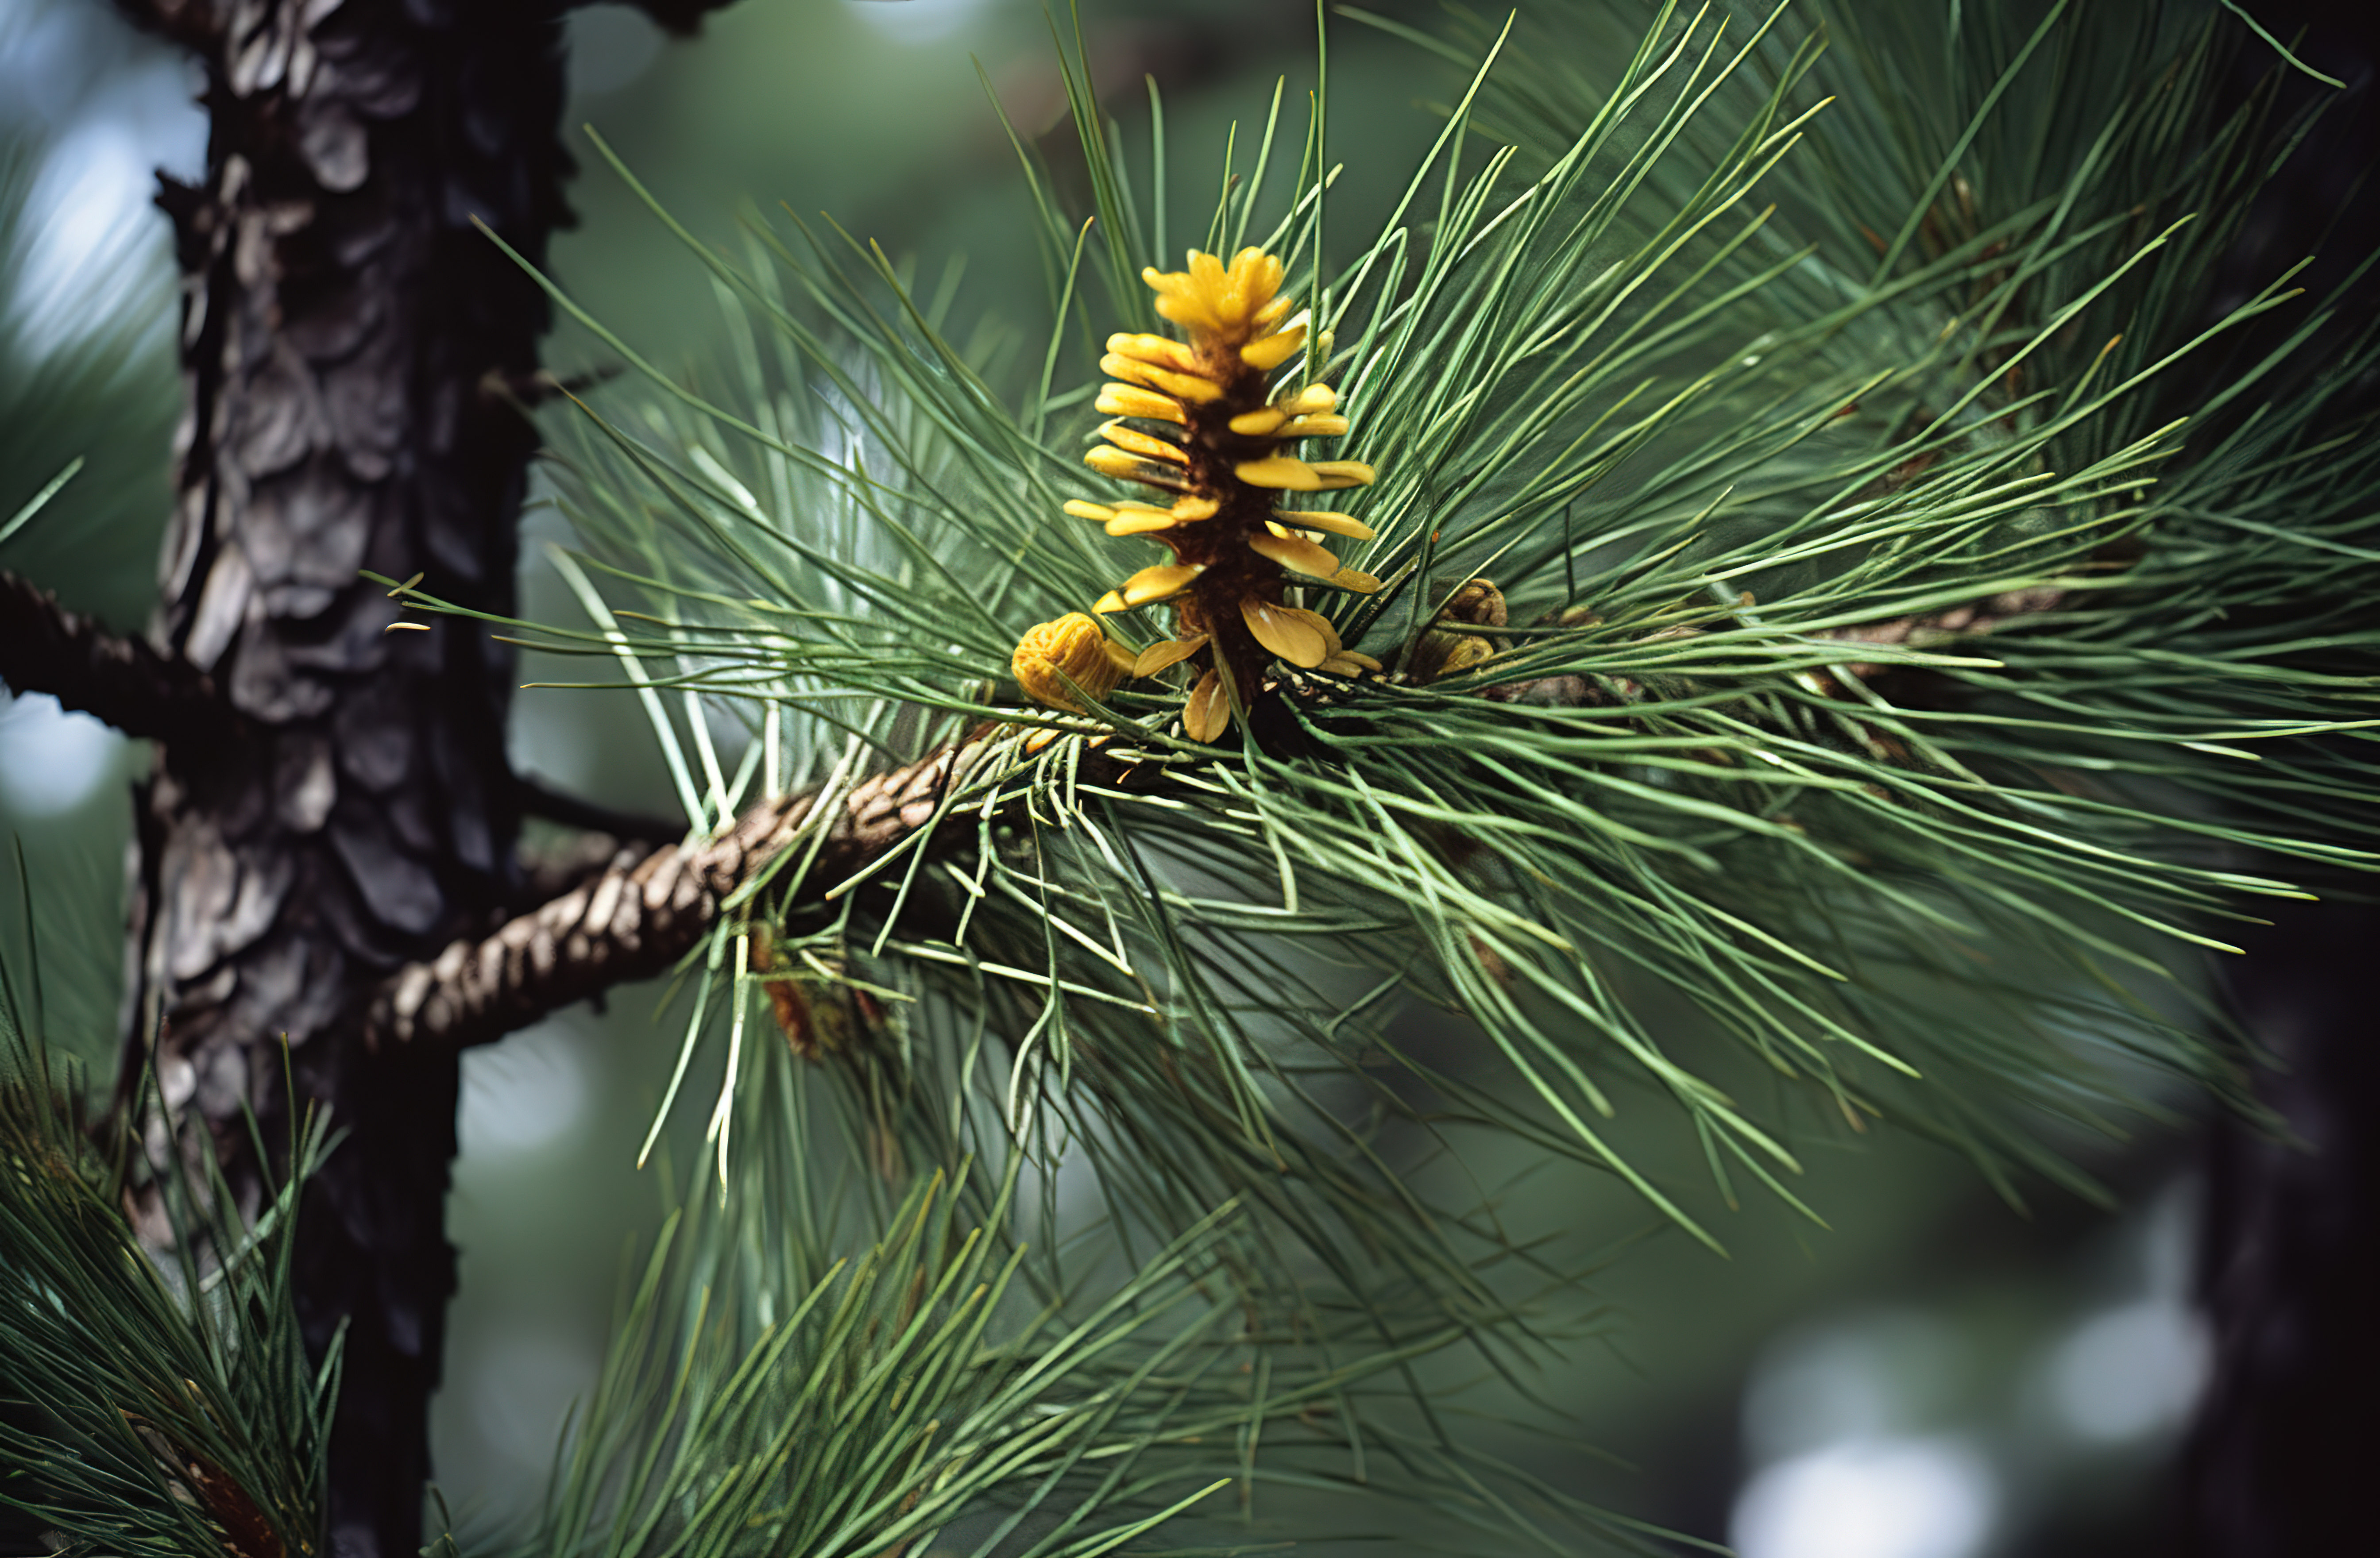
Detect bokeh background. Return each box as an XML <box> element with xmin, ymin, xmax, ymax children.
<box><xmin>9</xmin><ymin>0</ymin><xmax>2352</xmax><ymax>1551</ymax></box>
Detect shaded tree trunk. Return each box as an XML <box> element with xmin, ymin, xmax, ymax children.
<box><xmin>109</xmin><ymin>5</ymin><xmax>569</xmax><ymax>1553</ymax></box>
<box><xmin>2180</xmin><ymin>8</ymin><xmax>2380</xmax><ymax>1554</ymax></box>
<box><xmin>69</xmin><ymin>3</ymin><xmax>680</xmax><ymax>1552</ymax></box>
<box><xmin>2188</xmin><ymin>899</ymin><xmax>2380</xmax><ymax>1557</ymax></box>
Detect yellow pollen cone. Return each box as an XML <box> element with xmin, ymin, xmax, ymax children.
<box><xmin>1063</xmin><ymin>500</ymin><xmax>1116</xmax><ymax>522</ymax></box>
<box><xmin>1229</xmin><ymin>248</ymin><xmax>1282</xmax><ymax>312</ymax></box>
<box><xmin>1084</xmin><ymin>446</ymin><xmax>1174</xmax><ymax>482</ymax></box>
<box><xmin>1307</xmin><ymin>460</ymin><xmax>1375</xmax><ymax>490</ymax></box>
<box><xmin>1184</xmin><ymin>669</ymin><xmax>1229</xmax><ymax>741</ymax></box>
<box><xmin>1145</xmin><ymin>248</ymin><xmax>1287</xmax><ymax>338</ymax></box>
<box><xmin>1100</xmin><ymin>353</ymin><xmax>1224</xmax><ymax>404</ymax></box>
<box><xmin>1070</xmin><ymin>244</ymin><xmax>1393</xmax><ymax>728</ymax></box>
<box><xmin>1097</xmin><ymin>421</ymin><xmax>1188</xmax><ymax>463</ymax></box>
<box><xmin>1096</xmin><ymin>384</ymin><xmax>1186</xmax><ymax>423</ymax></box>
<box><xmin>1241</xmin><ymin>597</ymin><xmax>1331</xmax><ymax>667</ymax></box>
<box><xmin>1240</xmin><ymin>328</ymin><xmax>1306</xmax><ymax>371</ymax></box>
<box><xmin>1282</xmin><ymin>605</ymin><xmax>1344</xmax><ymax>656</ymax></box>
<box><xmin>1116</xmin><ymin>562</ymin><xmax>1201</xmax><ymax>607</ymax></box>
<box><xmin>1105</xmin><ymin>332</ymin><xmax>1202</xmax><ymax>373</ymax></box>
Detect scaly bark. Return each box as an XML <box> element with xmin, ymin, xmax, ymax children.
<box><xmin>97</xmin><ymin>4</ymin><xmax>726</xmax><ymax>1555</ymax></box>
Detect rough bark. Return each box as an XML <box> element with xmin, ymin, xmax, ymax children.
<box><xmin>85</xmin><ymin>4</ymin><xmax>706</xmax><ymax>1554</ymax></box>
<box><xmin>110</xmin><ymin>8</ymin><xmax>564</xmax><ymax>1555</ymax></box>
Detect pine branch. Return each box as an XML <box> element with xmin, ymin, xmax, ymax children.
<box><xmin>364</xmin><ymin>730</ymin><xmax>1058</xmax><ymax>1052</ymax></box>
<box><xmin>367</xmin><ymin>577</ymin><xmax>2025</xmax><ymax>1060</ymax></box>
<box><xmin>361</xmin><ymin>630</ymin><xmax>1609</xmax><ymax>1059</ymax></box>
<box><xmin>0</xmin><ymin>569</ymin><xmax>246</xmax><ymax>744</ymax></box>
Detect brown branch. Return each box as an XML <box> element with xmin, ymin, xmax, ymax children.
<box><xmin>365</xmin><ymin>734</ymin><xmax>1011</xmax><ymax>1053</ymax></box>
<box><xmin>0</xmin><ymin>570</ymin><xmax>246</xmax><ymax>744</ymax></box>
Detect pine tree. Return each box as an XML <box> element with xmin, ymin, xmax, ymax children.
<box><xmin>4</xmin><ymin>2</ymin><xmax>2375</xmax><ymax>1556</ymax></box>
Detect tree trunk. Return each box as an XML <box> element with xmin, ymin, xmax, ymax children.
<box><xmin>2187</xmin><ymin>899</ymin><xmax>2380</xmax><ymax>1556</ymax></box>
<box><xmin>2180</xmin><ymin>8</ymin><xmax>2380</xmax><ymax>1553</ymax></box>
<box><xmin>109</xmin><ymin>5</ymin><xmax>564</xmax><ymax>1553</ymax></box>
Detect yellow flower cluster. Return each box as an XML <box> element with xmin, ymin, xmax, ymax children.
<box><xmin>1013</xmin><ymin>247</ymin><xmax>1381</xmax><ymax>741</ymax></box>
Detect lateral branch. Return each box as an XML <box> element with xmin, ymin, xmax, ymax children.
<box><xmin>0</xmin><ymin>570</ymin><xmax>243</xmax><ymax>744</ymax></box>
<box><xmin>364</xmin><ymin>734</ymin><xmax>1008</xmax><ymax>1052</ymax></box>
